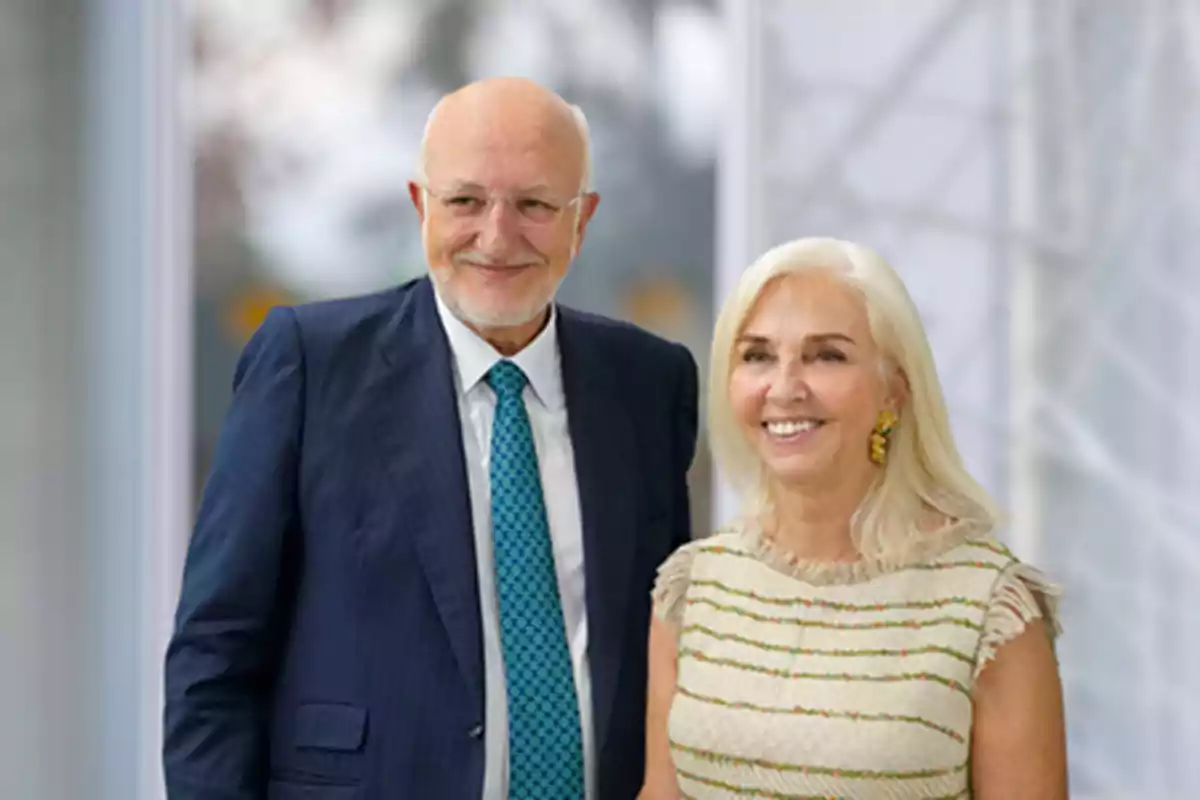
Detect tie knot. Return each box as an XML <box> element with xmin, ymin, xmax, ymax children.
<box><xmin>487</xmin><ymin>360</ymin><xmax>527</xmax><ymax>399</ymax></box>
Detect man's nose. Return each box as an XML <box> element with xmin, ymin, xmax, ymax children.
<box><xmin>477</xmin><ymin>200</ymin><xmax>523</xmax><ymax>256</ymax></box>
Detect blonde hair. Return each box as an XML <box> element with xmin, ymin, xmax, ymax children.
<box><xmin>709</xmin><ymin>237</ymin><xmax>1000</xmax><ymax>563</ymax></box>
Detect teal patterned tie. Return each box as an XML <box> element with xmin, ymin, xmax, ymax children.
<box><xmin>487</xmin><ymin>360</ymin><xmax>585</xmax><ymax>799</ymax></box>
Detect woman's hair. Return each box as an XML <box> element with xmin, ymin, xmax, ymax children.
<box><xmin>708</xmin><ymin>236</ymin><xmax>1000</xmax><ymax>563</ymax></box>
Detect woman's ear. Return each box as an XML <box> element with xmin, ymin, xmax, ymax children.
<box><xmin>887</xmin><ymin>365</ymin><xmax>911</xmax><ymax>412</ymax></box>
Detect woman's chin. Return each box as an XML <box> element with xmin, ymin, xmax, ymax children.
<box><xmin>762</xmin><ymin>458</ymin><xmax>832</xmax><ymax>488</ymax></box>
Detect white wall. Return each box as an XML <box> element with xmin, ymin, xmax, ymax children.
<box><xmin>0</xmin><ymin>2</ymin><xmax>91</xmax><ymax>798</ymax></box>
<box><xmin>715</xmin><ymin>0</ymin><xmax>1014</xmax><ymax>526</ymax></box>
<box><xmin>717</xmin><ymin>0</ymin><xmax>1200</xmax><ymax>793</ymax></box>
<box><xmin>86</xmin><ymin>0</ymin><xmax>191</xmax><ymax>797</ymax></box>
<box><xmin>0</xmin><ymin>1</ymin><xmax>189</xmax><ymax>798</ymax></box>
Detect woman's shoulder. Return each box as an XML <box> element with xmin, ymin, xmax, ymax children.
<box><xmin>657</xmin><ymin>527</ymin><xmax>747</xmax><ymax>576</ymax></box>
<box><xmin>935</xmin><ymin>527</ymin><xmax>1022</xmax><ymax>568</ymax></box>
<box><xmin>935</xmin><ymin>528</ymin><xmax>1057</xmax><ymax>589</ymax></box>
<box><xmin>939</xmin><ymin>529</ymin><xmax>1065</xmax><ymax>680</ymax></box>
<box><xmin>661</xmin><ymin>525</ymin><xmax>752</xmax><ymax>567</ymax></box>
<box><xmin>927</xmin><ymin>527</ymin><xmax>1059</xmax><ymax>597</ymax></box>
<box><xmin>650</xmin><ymin>527</ymin><xmax>749</xmax><ymax>625</ymax></box>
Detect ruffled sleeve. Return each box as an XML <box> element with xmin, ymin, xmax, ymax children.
<box><xmin>651</xmin><ymin>540</ymin><xmax>705</xmax><ymax>628</ymax></box>
<box><xmin>974</xmin><ymin>562</ymin><xmax>1064</xmax><ymax>681</ymax></box>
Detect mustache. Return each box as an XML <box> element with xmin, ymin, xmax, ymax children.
<box><xmin>452</xmin><ymin>251</ymin><xmax>546</xmax><ymax>268</ymax></box>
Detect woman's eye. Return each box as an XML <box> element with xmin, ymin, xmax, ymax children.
<box><xmin>740</xmin><ymin>349</ymin><xmax>771</xmax><ymax>363</ymax></box>
<box><xmin>816</xmin><ymin>349</ymin><xmax>847</xmax><ymax>363</ymax></box>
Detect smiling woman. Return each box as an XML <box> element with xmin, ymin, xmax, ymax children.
<box><xmin>640</xmin><ymin>237</ymin><xmax>1069</xmax><ymax>800</ymax></box>
<box><xmin>727</xmin><ymin>271</ymin><xmax>900</xmax><ymax>524</ymax></box>
<box><xmin>709</xmin><ymin>237</ymin><xmax>999</xmax><ymax>565</ymax></box>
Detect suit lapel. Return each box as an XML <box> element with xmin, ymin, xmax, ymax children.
<box><xmin>372</xmin><ymin>279</ymin><xmax>483</xmax><ymax>714</ymax></box>
<box><xmin>558</xmin><ymin>309</ymin><xmax>640</xmax><ymax>755</ymax></box>
<box><xmin>366</xmin><ymin>289</ymin><xmax>639</xmax><ymax>742</ymax></box>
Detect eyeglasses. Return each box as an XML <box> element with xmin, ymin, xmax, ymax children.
<box><xmin>421</xmin><ymin>184</ymin><xmax>585</xmax><ymax>227</ymax></box>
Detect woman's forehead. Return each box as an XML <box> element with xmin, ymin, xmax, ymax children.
<box><xmin>745</xmin><ymin>273</ymin><xmax>870</xmax><ymax>336</ymax></box>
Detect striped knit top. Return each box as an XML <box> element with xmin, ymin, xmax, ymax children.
<box><xmin>651</xmin><ymin>518</ymin><xmax>1062</xmax><ymax>800</ymax></box>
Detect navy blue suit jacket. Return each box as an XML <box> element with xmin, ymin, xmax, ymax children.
<box><xmin>163</xmin><ymin>278</ymin><xmax>698</xmax><ymax>800</ymax></box>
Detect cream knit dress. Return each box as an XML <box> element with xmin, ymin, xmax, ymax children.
<box><xmin>652</xmin><ymin>518</ymin><xmax>1062</xmax><ymax>799</ymax></box>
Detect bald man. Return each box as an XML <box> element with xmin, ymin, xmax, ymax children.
<box><xmin>163</xmin><ymin>78</ymin><xmax>698</xmax><ymax>800</ymax></box>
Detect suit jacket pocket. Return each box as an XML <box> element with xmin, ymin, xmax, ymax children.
<box><xmin>293</xmin><ymin>703</ymin><xmax>367</xmax><ymax>752</ymax></box>
<box><xmin>268</xmin><ymin>778</ymin><xmax>359</xmax><ymax>800</ymax></box>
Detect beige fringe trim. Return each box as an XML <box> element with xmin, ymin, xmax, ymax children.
<box><xmin>651</xmin><ymin>540</ymin><xmax>704</xmax><ymax>627</ymax></box>
<box><xmin>973</xmin><ymin>563</ymin><xmax>1063</xmax><ymax>682</ymax></box>
<box><xmin>741</xmin><ymin>515</ymin><xmax>988</xmax><ymax>587</ymax></box>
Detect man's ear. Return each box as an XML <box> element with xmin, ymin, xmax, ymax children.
<box><xmin>408</xmin><ymin>181</ymin><xmax>426</xmax><ymax>222</ymax></box>
<box><xmin>571</xmin><ymin>192</ymin><xmax>601</xmax><ymax>256</ymax></box>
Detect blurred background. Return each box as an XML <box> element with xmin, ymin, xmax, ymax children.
<box><xmin>3</xmin><ymin>0</ymin><xmax>1198</xmax><ymax>797</ymax></box>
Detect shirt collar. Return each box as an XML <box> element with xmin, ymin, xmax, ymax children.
<box><xmin>433</xmin><ymin>287</ymin><xmax>564</xmax><ymax>410</ymax></box>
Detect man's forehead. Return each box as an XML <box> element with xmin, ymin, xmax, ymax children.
<box><xmin>437</xmin><ymin>179</ymin><xmax>558</xmax><ymax>196</ymax></box>
<box><xmin>425</xmin><ymin>135</ymin><xmax>583</xmax><ymax>190</ymax></box>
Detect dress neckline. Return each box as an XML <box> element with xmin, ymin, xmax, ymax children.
<box><xmin>734</xmin><ymin>515</ymin><xmax>986</xmax><ymax>586</ymax></box>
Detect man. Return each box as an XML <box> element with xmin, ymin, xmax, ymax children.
<box><xmin>163</xmin><ymin>78</ymin><xmax>698</xmax><ymax>799</ymax></box>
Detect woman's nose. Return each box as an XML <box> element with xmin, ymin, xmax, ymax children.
<box><xmin>765</xmin><ymin>362</ymin><xmax>810</xmax><ymax>402</ymax></box>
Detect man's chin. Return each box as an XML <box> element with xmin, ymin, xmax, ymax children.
<box><xmin>452</xmin><ymin>298</ymin><xmax>550</xmax><ymax>331</ymax></box>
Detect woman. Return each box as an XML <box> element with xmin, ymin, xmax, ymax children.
<box><xmin>641</xmin><ymin>238</ymin><xmax>1067</xmax><ymax>798</ymax></box>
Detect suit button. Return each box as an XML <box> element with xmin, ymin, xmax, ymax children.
<box><xmin>468</xmin><ymin>724</ymin><xmax>484</xmax><ymax>739</ymax></box>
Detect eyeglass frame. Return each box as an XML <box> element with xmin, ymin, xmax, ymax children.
<box><xmin>418</xmin><ymin>182</ymin><xmax>590</xmax><ymax>228</ymax></box>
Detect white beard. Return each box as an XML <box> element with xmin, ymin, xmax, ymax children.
<box><xmin>433</xmin><ymin>270</ymin><xmax>560</xmax><ymax>330</ymax></box>
<box><xmin>420</xmin><ymin>196</ymin><xmax>579</xmax><ymax>329</ymax></box>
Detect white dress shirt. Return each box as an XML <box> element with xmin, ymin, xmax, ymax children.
<box><xmin>433</xmin><ymin>292</ymin><xmax>595</xmax><ymax>800</ymax></box>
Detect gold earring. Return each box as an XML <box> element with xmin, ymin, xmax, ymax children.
<box><xmin>869</xmin><ymin>409</ymin><xmax>898</xmax><ymax>466</ymax></box>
